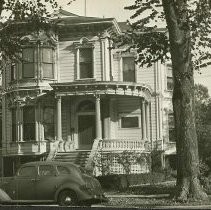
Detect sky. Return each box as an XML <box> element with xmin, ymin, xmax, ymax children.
<box><xmin>57</xmin><ymin>0</ymin><xmax>211</xmax><ymax>94</ymax></box>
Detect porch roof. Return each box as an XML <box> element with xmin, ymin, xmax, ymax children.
<box><xmin>50</xmin><ymin>81</ymin><xmax>152</xmax><ymax>102</ymax></box>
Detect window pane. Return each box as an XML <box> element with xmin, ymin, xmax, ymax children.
<box><xmin>121</xmin><ymin>116</ymin><xmax>139</xmax><ymax>128</ymax></box>
<box><xmin>123</xmin><ymin>57</ymin><xmax>135</xmax><ymax>82</ymax></box>
<box><xmin>18</xmin><ymin>166</ymin><xmax>36</xmax><ymax>177</ymax></box>
<box><xmin>23</xmin><ymin>64</ymin><xmax>34</xmax><ymax>78</ymax></box>
<box><xmin>168</xmin><ymin>113</ymin><xmax>176</xmax><ymax>142</ymax></box>
<box><xmin>23</xmin><ymin>48</ymin><xmax>34</xmax><ymax>62</ymax></box>
<box><xmin>12</xmin><ymin>109</ymin><xmax>16</xmax><ymax>142</ymax></box>
<box><xmin>11</xmin><ymin>63</ymin><xmax>16</xmax><ymax>81</ymax></box>
<box><xmin>80</xmin><ymin>48</ymin><xmax>92</xmax><ymax>62</ymax></box>
<box><xmin>57</xmin><ymin>166</ymin><xmax>70</xmax><ymax>175</ymax></box>
<box><xmin>43</xmin><ymin>107</ymin><xmax>55</xmax><ymax>140</ymax></box>
<box><xmin>39</xmin><ymin>165</ymin><xmax>55</xmax><ymax>176</ymax></box>
<box><xmin>42</xmin><ymin>48</ymin><xmax>53</xmax><ymax>63</ymax></box>
<box><xmin>43</xmin><ymin>64</ymin><xmax>54</xmax><ymax>78</ymax></box>
<box><xmin>23</xmin><ymin>107</ymin><xmax>35</xmax><ymax>141</ymax></box>
<box><xmin>79</xmin><ymin>48</ymin><xmax>93</xmax><ymax>79</ymax></box>
<box><xmin>167</xmin><ymin>77</ymin><xmax>174</xmax><ymax>90</ymax></box>
<box><xmin>23</xmin><ymin>107</ymin><xmax>35</xmax><ymax>123</ymax></box>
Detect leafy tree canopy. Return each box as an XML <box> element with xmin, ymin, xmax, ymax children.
<box><xmin>120</xmin><ymin>0</ymin><xmax>211</xmax><ymax>70</ymax></box>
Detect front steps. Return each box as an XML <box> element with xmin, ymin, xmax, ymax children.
<box><xmin>53</xmin><ymin>150</ymin><xmax>91</xmax><ymax>168</ymax></box>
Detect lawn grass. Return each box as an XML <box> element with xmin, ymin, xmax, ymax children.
<box><xmin>103</xmin><ymin>181</ymin><xmax>211</xmax><ymax>207</ymax></box>
<box><xmin>105</xmin><ymin>197</ymin><xmax>211</xmax><ymax>208</ymax></box>
<box><xmin>105</xmin><ymin>181</ymin><xmax>176</xmax><ymax>195</ymax></box>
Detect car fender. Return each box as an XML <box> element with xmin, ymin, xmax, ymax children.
<box><xmin>54</xmin><ymin>182</ymin><xmax>80</xmax><ymax>202</ymax></box>
<box><xmin>0</xmin><ymin>188</ymin><xmax>12</xmax><ymax>202</ymax></box>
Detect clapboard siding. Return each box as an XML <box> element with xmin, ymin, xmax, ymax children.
<box><xmin>59</xmin><ymin>41</ymin><xmax>75</xmax><ymax>82</ymax></box>
<box><xmin>136</xmin><ymin>65</ymin><xmax>155</xmax><ymax>89</ymax></box>
<box><xmin>116</xmin><ymin>97</ymin><xmax>142</xmax><ymax>140</ymax></box>
<box><xmin>59</xmin><ymin>39</ymin><xmax>103</xmax><ymax>83</ymax></box>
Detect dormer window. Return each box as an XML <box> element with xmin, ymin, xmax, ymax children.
<box><xmin>42</xmin><ymin>48</ymin><xmax>54</xmax><ymax>79</ymax></box>
<box><xmin>79</xmin><ymin>48</ymin><xmax>93</xmax><ymax>79</ymax></box>
<box><xmin>22</xmin><ymin>48</ymin><xmax>35</xmax><ymax>78</ymax></box>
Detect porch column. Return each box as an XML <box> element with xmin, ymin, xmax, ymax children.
<box><xmin>56</xmin><ymin>96</ymin><xmax>62</xmax><ymax>141</ymax></box>
<box><xmin>145</xmin><ymin>102</ymin><xmax>150</xmax><ymax>139</ymax></box>
<box><xmin>141</xmin><ymin>99</ymin><xmax>146</xmax><ymax>140</ymax></box>
<box><xmin>95</xmin><ymin>95</ymin><xmax>102</xmax><ymax>139</ymax></box>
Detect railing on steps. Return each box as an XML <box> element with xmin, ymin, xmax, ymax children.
<box><xmin>85</xmin><ymin>138</ymin><xmax>102</xmax><ymax>171</ymax></box>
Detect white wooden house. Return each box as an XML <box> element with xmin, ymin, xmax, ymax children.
<box><xmin>0</xmin><ymin>9</ymin><xmax>176</xmax><ymax>176</ymax></box>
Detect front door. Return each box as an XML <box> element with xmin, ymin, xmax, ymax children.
<box><xmin>78</xmin><ymin>115</ymin><xmax>96</xmax><ymax>150</ymax></box>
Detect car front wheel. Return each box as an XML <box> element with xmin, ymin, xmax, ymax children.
<box><xmin>58</xmin><ymin>190</ymin><xmax>77</xmax><ymax>206</ymax></box>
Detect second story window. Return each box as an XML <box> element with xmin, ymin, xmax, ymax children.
<box><xmin>22</xmin><ymin>48</ymin><xmax>35</xmax><ymax>78</ymax></box>
<box><xmin>79</xmin><ymin>48</ymin><xmax>93</xmax><ymax>79</ymax></box>
<box><xmin>42</xmin><ymin>48</ymin><xmax>54</xmax><ymax>79</ymax></box>
<box><xmin>122</xmin><ymin>57</ymin><xmax>136</xmax><ymax>82</ymax></box>
<box><xmin>23</xmin><ymin>106</ymin><xmax>35</xmax><ymax>141</ymax></box>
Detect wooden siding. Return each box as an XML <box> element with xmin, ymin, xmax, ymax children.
<box><xmin>58</xmin><ymin>38</ymin><xmax>103</xmax><ymax>83</ymax></box>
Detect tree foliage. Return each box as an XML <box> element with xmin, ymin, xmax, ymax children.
<box><xmin>0</xmin><ymin>0</ymin><xmax>59</xmax><ymax>63</ymax></box>
<box><xmin>120</xmin><ymin>0</ymin><xmax>211</xmax><ymax>70</ymax></box>
<box><xmin>195</xmin><ymin>84</ymin><xmax>211</xmax><ymax>163</ymax></box>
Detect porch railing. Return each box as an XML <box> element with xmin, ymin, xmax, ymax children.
<box><xmin>99</xmin><ymin>139</ymin><xmax>148</xmax><ymax>151</ymax></box>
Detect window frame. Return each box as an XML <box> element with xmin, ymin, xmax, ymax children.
<box><xmin>121</xmin><ymin>56</ymin><xmax>136</xmax><ymax>82</ymax></box>
<box><xmin>42</xmin><ymin>47</ymin><xmax>54</xmax><ymax>79</ymax></box>
<box><xmin>11</xmin><ymin>108</ymin><xmax>17</xmax><ymax>142</ymax></box>
<box><xmin>43</xmin><ymin>106</ymin><xmax>55</xmax><ymax>141</ymax></box>
<box><xmin>22</xmin><ymin>106</ymin><xmax>35</xmax><ymax>141</ymax></box>
<box><xmin>17</xmin><ymin>166</ymin><xmax>36</xmax><ymax>177</ymax></box>
<box><xmin>168</xmin><ymin>113</ymin><xmax>176</xmax><ymax>142</ymax></box>
<box><xmin>22</xmin><ymin>48</ymin><xmax>35</xmax><ymax>79</ymax></box>
<box><xmin>119</xmin><ymin>114</ymin><xmax>141</xmax><ymax>129</ymax></box>
<box><xmin>11</xmin><ymin>63</ymin><xmax>17</xmax><ymax>81</ymax></box>
<box><xmin>38</xmin><ymin>165</ymin><xmax>56</xmax><ymax>177</ymax></box>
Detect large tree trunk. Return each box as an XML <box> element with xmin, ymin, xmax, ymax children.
<box><xmin>162</xmin><ymin>0</ymin><xmax>207</xmax><ymax>201</ymax></box>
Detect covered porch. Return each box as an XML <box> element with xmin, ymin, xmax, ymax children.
<box><xmin>51</xmin><ymin>81</ymin><xmax>152</xmax><ymax>153</ymax></box>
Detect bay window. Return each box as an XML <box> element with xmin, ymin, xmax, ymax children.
<box><xmin>22</xmin><ymin>48</ymin><xmax>35</xmax><ymax>78</ymax></box>
<box><xmin>12</xmin><ymin>109</ymin><xmax>17</xmax><ymax>142</ymax></box>
<box><xmin>43</xmin><ymin>107</ymin><xmax>55</xmax><ymax>140</ymax></box>
<box><xmin>23</xmin><ymin>106</ymin><xmax>35</xmax><ymax>141</ymax></box>
<box><xmin>42</xmin><ymin>48</ymin><xmax>54</xmax><ymax>79</ymax></box>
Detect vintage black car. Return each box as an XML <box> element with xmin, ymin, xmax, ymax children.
<box><xmin>0</xmin><ymin>161</ymin><xmax>107</xmax><ymax>206</ymax></box>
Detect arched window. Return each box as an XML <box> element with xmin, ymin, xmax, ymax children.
<box><xmin>77</xmin><ymin>100</ymin><xmax>95</xmax><ymax>112</ymax></box>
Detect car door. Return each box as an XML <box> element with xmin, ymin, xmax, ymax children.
<box><xmin>35</xmin><ymin>164</ymin><xmax>60</xmax><ymax>201</ymax></box>
<box><xmin>15</xmin><ymin>165</ymin><xmax>37</xmax><ymax>200</ymax></box>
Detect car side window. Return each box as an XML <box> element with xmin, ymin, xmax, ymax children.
<box><xmin>18</xmin><ymin>166</ymin><xmax>36</xmax><ymax>177</ymax></box>
<box><xmin>57</xmin><ymin>166</ymin><xmax>70</xmax><ymax>175</ymax></box>
<box><xmin>39</xmin><ymin>165</ymin><xmax>55</xmax><ymax>176</ymax></box>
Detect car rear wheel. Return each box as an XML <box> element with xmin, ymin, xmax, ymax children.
<box><xmin>58</xmin><ymin>190</ymin><xmax>77</xmax><ymax>206</ymax></box>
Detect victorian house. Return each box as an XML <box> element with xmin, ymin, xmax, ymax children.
<box><xmin>1</xmin><ymin>9</ymin><xmax>175</xmax><ymax>176</ymax></box>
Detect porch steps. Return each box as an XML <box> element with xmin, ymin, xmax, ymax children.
<box><xmin>53</xmin><ymin>150</ymin><xmax>91</xmax><ymax>168</ymax></box>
